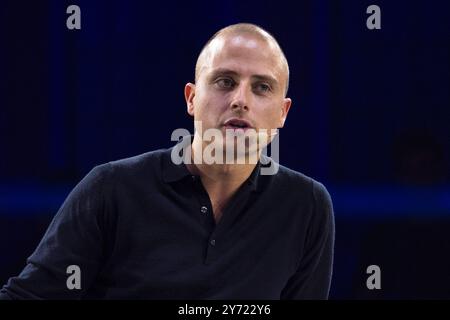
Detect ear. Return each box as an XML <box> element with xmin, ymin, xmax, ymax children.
<box><xmin>184</xmin><ymin>83</ymin><xmax>196</xmax><ymax>116</ymax></box>
<box><xmin>279</xmin><ymin>97</ymin><xmax>292</xmax><ymax>128</ymax></box>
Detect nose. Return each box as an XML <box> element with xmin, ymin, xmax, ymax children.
<box><xmin>230</xmin><ymin>82</ymin><xmax>250</xmax><ymax>112</ymax></box>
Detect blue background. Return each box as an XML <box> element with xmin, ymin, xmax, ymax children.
<box><xmin>1</xmin><ymin>0</ymin><xmax>449</xmax><ymax>299</ymax></box>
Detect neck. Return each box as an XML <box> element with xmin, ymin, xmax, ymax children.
<box><xmin>187</xmin><ymin>133</ymin><xmax>259</xmax><ymax>185</ymax></box>
<box><xmin>185</xmin><ymin>134</ymin><xmax>259</xmax><ymax>222</ymax></box>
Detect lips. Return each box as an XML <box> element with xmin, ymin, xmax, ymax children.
<box><xmin>223</xmin><ymin>118</ymin><xmax>253</xmax><ymax>130</ymax></box>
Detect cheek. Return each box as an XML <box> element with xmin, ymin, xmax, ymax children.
<box><xmin>199</xmin><ymin>92</ymin><xmax>229</xmax><ymax>113</ymax></box>
<box><xmin>193</xmin><ymin>93</ymin><xmax>209</xmax><ymax>117</ymax></box>
<box><xmin>257</xmin><ymin>103</ymin><xmax>283</xmax><ymax>128</ymax></box>
<box><xmin>193</xmin><ymin>94</ymin><xmax>225</xmax><ymax>124</ymax></box>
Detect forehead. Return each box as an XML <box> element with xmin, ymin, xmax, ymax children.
<box><xmin>202</xmin><ymin>33</ymin><xmax>284</xmax><ymax>80</ymax></box>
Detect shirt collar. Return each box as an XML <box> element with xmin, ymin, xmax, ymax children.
<box><xmin>161</xmin><ymin>146</ymin><xmax>193</xmax><ymax>183</ymax></box>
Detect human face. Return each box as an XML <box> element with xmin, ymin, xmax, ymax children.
<box><xmin>185</xmin><ymin>33</ymin><xmax>292</xmax><ymax>154</ymax></box>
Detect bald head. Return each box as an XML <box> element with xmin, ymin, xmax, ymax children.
<box><xmin>195</xmin><ymin>23</ymin><xmax>290</xmax><ymax>96</ymax></box>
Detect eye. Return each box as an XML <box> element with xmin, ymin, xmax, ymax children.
<box><xmin>254</xmin><ymin>82</ymin><xmax>271</xmax><ymax>93</ymax></box>
<box><xmin>215</xmin><ymin>78</ymin><xmax>235</xmax><ymax>89</ymax></box>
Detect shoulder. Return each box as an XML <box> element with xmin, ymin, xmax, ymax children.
<box><xmin>108</xmin><ymin>148</ymin><xmax>167</xmax><ymax>171</ymax></box>
<box><xmin>271</xmin><ymin>163</ymin><xmax>328</xmax><ymax>198</ymax></box>
<box><xmin>274</xmin><ymin>163</ymin><xmax>313</xmax><ymax>188</ymax></box>
<box><xmin>272</xmin><ymin>163</ymin><xmax>334</xmax><ymax>217</ymax></box>
<box><xmin>77</xmin><ymin>148</ymin><xmax>170</xmax><ymax>193</ymax></box>
<box><xmin>89</xmin><ymin>148</ymin><xmax>167</xmax><ymax>178</ymax></box>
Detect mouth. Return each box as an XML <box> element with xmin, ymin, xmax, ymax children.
<box><xmin>223</xmin><ymin>118</ymin><xmax>253</xmax><ymax>132</ymax></box>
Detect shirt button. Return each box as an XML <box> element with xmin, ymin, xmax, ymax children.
<box><xmin>210</xmin><ymin>239</ymin><xmax>216</xmax><ymax>246</ymax></box>
<box><xmin>200</xmin><ymin>206</ymin><xmax>208</xmax><ymax>214</ymax></box>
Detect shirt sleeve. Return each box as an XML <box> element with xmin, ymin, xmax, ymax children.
<box><xmin>0</xmin><ymin>164</ymin><xmax>112</xmax><ymax>300</ymax></box>
<box><xmin>280</xmin><ymin>180</ymin><xmax>335</xmax><ymax>300</ymax></box>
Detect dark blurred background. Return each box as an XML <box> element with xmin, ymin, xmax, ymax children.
<box><xmin>0</xmin><ymin>0</ymin><xmax>449</xmax><ymax>299</ymax></box>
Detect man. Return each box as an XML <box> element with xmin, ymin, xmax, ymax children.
<box><xmin>0</xmin><ymin>23</ymin><xmax>334</xmax><ymax>299</ymax></box>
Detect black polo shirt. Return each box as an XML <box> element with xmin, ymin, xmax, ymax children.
<box><xmin>0</xmin><ymin>144</ymin><xmax>335</xmax><ymax>300</ymax></box>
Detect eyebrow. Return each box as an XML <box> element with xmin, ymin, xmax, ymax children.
<box><xmin>209</xmin><ymin>68</ymin><xmax>279</xmax><ymax>88</ymax></box>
